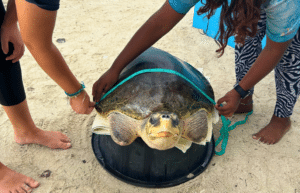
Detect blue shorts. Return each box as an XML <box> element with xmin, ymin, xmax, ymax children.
<box><xmin>25</xmin><ymin>0</ymin><xmax>60</xmax><ymax>11</ymax></box>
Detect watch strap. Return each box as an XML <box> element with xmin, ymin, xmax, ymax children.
<box><xmin>234</xmin><ymin>84</ymin><xmax>250</xmax><ymax>99</ymax></box>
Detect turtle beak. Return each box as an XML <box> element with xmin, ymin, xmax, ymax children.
<box><xmin>156</xmin><ymin>118</ymin><xmax>177</xmax><ymax>137</ymax></box>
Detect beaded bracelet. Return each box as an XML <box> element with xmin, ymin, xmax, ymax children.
<box><xmin>65</xmin><ymin>82</ymin><xmax>86</xmax><ymax>98</ymax></box>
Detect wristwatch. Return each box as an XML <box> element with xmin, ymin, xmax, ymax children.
<box><xmin>234</xmin><ymin>84</ymin><xmax>251</xmax><ymax>99</ymax></box>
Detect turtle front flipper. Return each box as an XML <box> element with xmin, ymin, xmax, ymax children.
<box><xmin>107</xmin><ymin>112</ymin><xmax>140</xmax><ymax>146</ymax></box>
<box><xmin>181</xmin><ymin>109</ymin><xmax>213</xmax><ymax>145</ymax></box>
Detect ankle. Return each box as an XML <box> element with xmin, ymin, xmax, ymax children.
<box><xmin>14</xmin><ymin>126</ymin><xmax>39</xmax><ymax>135</ymax></box>
<box><xmin>14</xmin><ymin>127</ymin><xmax>41</xmax><ymax>144</ymax></box>
<box><xmin>271</xmin><ymin>115</ymin><xmax>291</xmax><ymax>124</ymax></box>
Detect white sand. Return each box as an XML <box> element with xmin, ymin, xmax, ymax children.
<box><xmin>1</xmin><ymin>0</ymin><xmax>300</xmax><ymax>192</ymax></box>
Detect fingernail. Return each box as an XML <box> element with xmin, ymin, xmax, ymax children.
<box><xmin>67</xmin><ymin>143</ymin><xmax>71</xmax><ymax>147</ymax></box>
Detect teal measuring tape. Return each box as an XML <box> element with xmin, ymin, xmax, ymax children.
<box><xmin>96</xmin><ymin>68</ymin><xmax>252</xmax><ymax>155</ymax></box>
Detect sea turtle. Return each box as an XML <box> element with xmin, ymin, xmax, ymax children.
<box><xmin>92</xmin><ymin>47</ymin><xmax>219</xmax><ymax>151</ymax></box>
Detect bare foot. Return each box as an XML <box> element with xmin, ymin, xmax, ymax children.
<box><xmin>14</xmin><ymin>127</ymin><xmax>71</xmax><ymax>149</ymax></box>
<box><xmin>0</xmin><ymin>162</ymin><xmax>40</xmax><ymax>193</ymax></box>
<box><xmin>252</xmin><ymin>115</ymin><xmax>291</xmax><ymax>144</ymax></box>
<box><xmin>235</xmin><ymin>95</ymin><xmax>253</xmax><ymax>114</ymax></box>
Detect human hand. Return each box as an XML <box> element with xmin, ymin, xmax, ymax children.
<box><xmin>215</xmin><ymin>89</ymin><xmax>241</xmax><ymax>117</ymax></box>
<box><xmin>69</xmin><ymin>90</ymin><xmax>95</xmax><ymax>114</ymax></box>
<box><xmin>0</xmin><ymin>23</ymin><xmax>24</xmax><ymax>63</ymax></box>
<box><xmin>92</xmin><ymin>68</ymin><xmax>120</xmax><ymax>103</ymax></box>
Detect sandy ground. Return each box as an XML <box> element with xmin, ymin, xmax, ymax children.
<box><xmin>1</xmin><ymin>0</ymin><xmax>300</xmax><ymax>192</ymax></box>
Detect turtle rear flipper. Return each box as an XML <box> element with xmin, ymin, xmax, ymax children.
<box><xmin>181</xmin><ymin>109</ymin><xmax>213</xmax><ymax>145</ymax></box>
<box><xmin>108</xmin><ymin>112</ymin><xmax>140</xmax><ymax>146</ymax></box>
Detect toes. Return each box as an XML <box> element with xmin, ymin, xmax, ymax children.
<box><xmin>252</xmin><ymin>133</ymin><xmax>260</xmax><ymax>140</ymax></box>
<box><xmin>25</xmin><ymin>177</ymin><xmax>40</xmax><ymax>188</ymax></box>
<box><xmin>262</xmin><ymin>137</ymin><xmax>273</xmax><ymax>145</ymax></box>
<box><xmin>266</xmin><ymin>138</ymin><xmax>274</xmax><ymax>144</ymax></box>
<box><xmin>60</xmin><ymin>136</ymin><xmax>71</xmax><ymax>143</ymax></box>
<box><xmin>58</xmin><ymin>132</ymin><xmax>71</xmax><ymax>143</ymax></box>
<box><xmin>22</xmin><ymin>182</ymin><xmax>33</xmax><ymax>193</ymax></box>
<box><xmin>17</xmin><ymin>187</ymin><xmax>26</xmax><ymax>193</ymax></box>
<box><xmin>59</xmin><ymin>142</ymin><xmax>72</xmax><ymax>149</ymax></box>
<box><xmin>271</xmin><ymin>139</ymin><xmax>278</xmax><ymax>145</ymax></box>
<box><xmin>258</xmin><ymin>136</ymin><xmax>265</xmax><ymax>143</ymax></box>
<box><xmin>263</xmin><ymin>138</ymin><xmax>271</xmax><ymax>144</ymax></box>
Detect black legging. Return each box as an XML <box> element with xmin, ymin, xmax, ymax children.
<box><xmin>0</xmin><ymin>41</ymin><xmax>26</xmax><ymax>106</ymax></box>
<box><xmin>0</xmin><ymin>0</ymin><xmax>26</xmax><ymax>106</ymax></box>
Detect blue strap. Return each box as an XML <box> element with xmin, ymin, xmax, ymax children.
<box><xmin>97</xmin><ymin>69</ymin><xmax>215</xmax><ymax>104</ymax></box>
<box><xmin>96</xmin><ymin>68</ymin><xmax>252</xmax><ymax>155</ymax></box>
<box><xmin>215</xmin><ymin>110</ymin><xmax>253</xmax><ymax>155</ymax></box>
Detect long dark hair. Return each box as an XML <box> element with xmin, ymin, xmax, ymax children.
<box><xmin>197</xmin><ymin>0</ymin><xmax>262</xmax><ymax>56</ymax></box>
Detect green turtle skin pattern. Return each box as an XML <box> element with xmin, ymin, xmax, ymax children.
<box><xmin>96</xmin><ymin>47</ymin><xmax>214</xmax><ymax>120</ymax></box>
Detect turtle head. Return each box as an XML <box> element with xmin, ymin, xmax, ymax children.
<box><xmin>141</xmin><ymin>111</ymin><xmax>182</xmax><ymax>150</ymax></box>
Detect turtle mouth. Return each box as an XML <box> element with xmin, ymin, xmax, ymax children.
<box><xmin>156</xmin><ymin>131</ymin><xmax>173</xmax><ymax>138</ymax></box>
<box><xmin>145</xmin><ymin>132</ymin><xmax>180</xmax><ymax>150</ymax></box>
<box><xmin>148</xmin><ymin>132</ymin><xmax>179</xmax><ymax>139</ymax></box>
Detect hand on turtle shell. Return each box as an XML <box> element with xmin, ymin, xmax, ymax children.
<box><xmin>0</xmin><ymin>23</ymin><xmax>25</xmax><ymax>63</ymax></box>
<box><xmin>215</xmin><ymin>89</ymin><xmax>241</xmax><ymax>117</ymax></box>
<box><xmin>69</xmin><ymin>90</ymin><xmax>95</xmax><ymax>114</ymax></box>
<box><xmin>92</xmin><ymin>68</ymin><xmax>119</xmax><ymax>102</ymax></box>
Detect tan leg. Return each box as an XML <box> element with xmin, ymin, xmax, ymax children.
<box><xmin>15</xmin><ymin>0</ymin><xmax>81</xmax><ymax>94</ymax></box>
<box><xmin>2</xmin><ymin>100</ymin><xmax>71</xmax><ymax>149</ymax></box>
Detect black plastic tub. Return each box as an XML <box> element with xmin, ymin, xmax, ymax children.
<box><xmin>91</xmin><ymin>134</ymin><xmax>215</xmax><ymax>188</ymax></box>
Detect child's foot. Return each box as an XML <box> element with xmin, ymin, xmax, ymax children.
<box><xmin>0</xmin><ymin>162</ymin><xmax>40</xmax><ymax>193</ymax></box>
<box><xmin>14</xmin><ymin>127</ymin><xmax>71</xmax><ymax>149</ymax></box>
<box><xmin>235</xmin><ymin>95</ymin><xmax>253</xmax><ymax>114</ymax></box>
<box><xmin>252</xmin><ymin>115</ymin><xmax>291</xmax><ymax>144</ymax></box>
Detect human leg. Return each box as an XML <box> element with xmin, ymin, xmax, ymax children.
<box><xmin>2</xmin><ymin>99</ymin><xmax>72</xmax><ymax>149</ymax></box>
<box><xmin>0</xmin><ymin>53</ymin><xmax>38</xmax><ymax>193</ymax></box>
<box><xmin>15</xmin><ymin>0</ymin><xmax>82</xmax><ymax>95</ymax></box>
<box><xmin>0</xmin><ymin>43</ymin><xmax>70</xmax><ymax>193</ymax></box>
<box><xmin>15</xmin><ymin>0</ymin><xmax>94</xmax><ymax>114</ymax></box>
<box><xmin>253</xmin><ymin>29</ymin><xmax>300</xmax><ymax>144</ymax></box>
<box><xmin>234</xmin><ymin>10</ymin><xmax>267</xmax><ymax>113</ymax></box>
<box><xmin>0</xmin><ymin>44</ymin><xmax>72</xmax><ymax>149</ymax></box>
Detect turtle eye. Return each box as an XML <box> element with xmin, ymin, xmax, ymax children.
<box><xmin>149</xmin><ymin>117</ymin><xmax>159</xmax><ymax>126</ymax></box>
<box><xmin>172</xmin><ymin>118</ymin><xmax>179</xmax><ymax>127</ymax></box>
